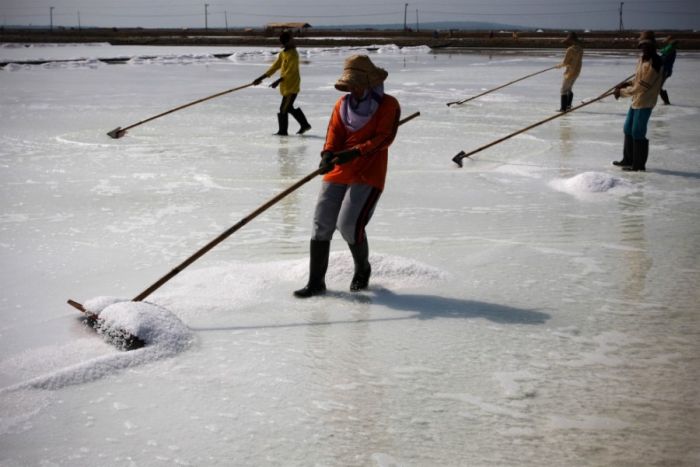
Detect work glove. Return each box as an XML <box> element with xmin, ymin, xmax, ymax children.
<box><xmin>613</xmin><ymin>86</ymin><xmax>622</xmax><ymax>100</ymax></box>
<box><xmin>334</xmin><ymin>148</ymin><xmax>361</xmax><ymax>165</ymax></box>
<box><xmin>270</xmin><ymin>78</ymin><xmax>283</xmax><ymax>89</ymax></box>
<box><xmin>252</xmin><ymin>74</ymin><xmax>267</xmax><ymax>86</ymax></box>
<box><xmin>318</xmin><ymin>151</ymin><xmax>335</xmax><ymax>174</ymax></box>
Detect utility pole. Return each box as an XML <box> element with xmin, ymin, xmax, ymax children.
<box><xmin>50</xmin><ymin>6</ymin><xmax>54</xmax><ymax>32</ymax></box>
<box><xmin>204</xmin><ymin>3</ymin><xmax>209</xmax><ymax>30</ymax></box>
<box><xmin>77</xmin><ymin>10</ymin><xmax>81</xmax><ymax>31</ymax></box>
<box><xmin>618</xmin><ymin>2</ymin><xmax>624</xmax><ymax>32</ymax></box>
<box><xmin>416</xmin><ymin>9</ymin><xmax>419</xmax><ymax>32</ymax></box>
<box><xmin>403</xmin><ymin>3</ymin><xmax>408</xmax><ymax>32</ymax></box>
<box><xmin>225</xmin><ymin>10</ymin><xmax>229</xmax><ymax>32</ymax></box>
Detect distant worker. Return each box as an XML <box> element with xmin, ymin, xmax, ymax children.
<box><xmin>659</xmin><ymin>36</ymin><xmax>678</xmax><ymax>105</ymax></box>
<box><xmin>556</xmin><ymin>31</ymin><xmax>583</xmax><ymax>112</ymax></box>
<box><xmin>613</xmin><ymin>31</ymin><xmax>663</xmax><ymax>172</ymax></box>
<box><xmin>253</xmin><ymin>30</ymin><xmax>311</xmax><ymax>136</ymax></box>
<box><xmin>294</xmin><ymin>55</ymin><xmax>401</xmax><ymax>298</ymax></box>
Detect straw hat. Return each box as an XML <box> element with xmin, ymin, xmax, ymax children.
<box><xmin>335</xmin><ymin>55</ymin><xmax>388</xmax><ymax>92</ymax></box>
<box><xmin>637</xmin><ymin>30</ymin><xmax>656</xmax><ymax>47</ymax></box>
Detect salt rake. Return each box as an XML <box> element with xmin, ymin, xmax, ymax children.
<box><xmin>71</xmin><ymin>111</ymin><xmax>421</xmax><ymax>349</ymax></box>
<box><xmin>446</xmin><ymin>65</ymin><xmax>557</xmax><ymax>107</ymax></box>
<box><xmin>452</xmin><ymin>76</ymin><xmax>634</xmax><ymax>167</ymax></box>
<box><xmin>107</xmin><ymin>82</ymin><xmax>255</xmax><ymax>139</ymax></box>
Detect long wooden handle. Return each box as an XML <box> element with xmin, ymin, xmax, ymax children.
<box><xmin>131</xmin><ymin>111</ymin><xmax>420</xmax><ymax>302</ymax></box>
<box><xmin>113</xmin><ymin>82</ymin><xmax>255</xmax><ymax>135</ymax></box>
<box><xmin>452</xmin><ymin>91</ymin><xmax>614</xmax><ymax>166</ymax></box>
<box><xmin>447</xmin><ymin>65</ymin><xmax>558</xmax><ymax>107</ymax></box>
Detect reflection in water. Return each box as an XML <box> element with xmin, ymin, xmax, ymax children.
<box><xmin>618</xmin><ymin>193</ymin><xmax>652</xmax><ymax>302</ymax></box>
<box><xmin>276</xmin><ymin>143</ymin><xmax>307</xmax><ymax>254</ymax></box>
<box><xmin>558</xmin><ymin>119</ymin><xmax>573</xmax><ymax>160</ymax></box>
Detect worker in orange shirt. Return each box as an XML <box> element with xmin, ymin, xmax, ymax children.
<box><xmin>294</xmin><ymin>55</ymin><xmax>401</xmax><ymax>298</ymax></box>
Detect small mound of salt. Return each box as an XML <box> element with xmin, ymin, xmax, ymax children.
<box><xmin>549</xmin><ymin>171</ymin><xmax>633</xmax><ymax>198</ymax></box>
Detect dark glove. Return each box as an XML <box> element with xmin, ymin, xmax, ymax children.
<box><xmin>252</xmin><ymin>74</ymin><xmax>267</xmax><ymax>85</ymax></box>
<box><xmin>270</xmin><ymin>78</ymin><xmax>283</xmax><ymax>89</ymax></box>
<box><xmin>334</xmin><ymin>148</ymin><xmax>361</xmax><ymax>165</ymax></box>
<box><xmin>613</xmin><ymin>86</ymin><xmax>621</xmax><ymax>100</ymax></box>
<box><xmin>319</xmin><ymin>151</ymin><xmax>334</xmax><ymax>174</ymax></box>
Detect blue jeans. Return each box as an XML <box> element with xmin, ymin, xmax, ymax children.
<box><xmin>623</xmin><ymin>107</ymin><xmax>653</xmax><ymax>140</ymax></box>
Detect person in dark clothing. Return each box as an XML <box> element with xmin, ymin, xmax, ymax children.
<box><xmin>253</xmin><ymin>31</ymin><xmax>311</xmax><ymax>136</ymax></box>
<box><xmin>659</xmin><ymin>36</ymin><xmax>678</xmax><ymax>105</ymax></box>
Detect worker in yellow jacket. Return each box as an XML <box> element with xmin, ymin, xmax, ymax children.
<box><xmin>556</xmin><ymin>32</ymin><xmax>583</xmax><ymax>111</ymax></box>
<box><xmin>253</xmin><ymin>31</ymin><xmax>311</xmax><ymax>136</ymax></box>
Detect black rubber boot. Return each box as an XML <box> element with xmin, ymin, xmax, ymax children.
<box><xmin>566</xmin><ymin>91</ymin><xmax>574</xmax><ymax>110</ymax></box>
<box><xmin>348</xmin><ymin>238</ymin><xmax>371</xmax><ymax>292</ymax></box>
<box><xmin>624</xmin><ymin>138</ymin><xmax>648</xmax><ymax>172</ymax></box>
<box><xmin>558</xmin><ymin>94</ymin><xmax>568</xmax><ymax>112</ymax></box>
<box><xmin>613</xmin><ymin>134</ymin><xmax>634</xmax><ymax>168</ymax></box>
<box><xmin>294</xmin><ymin>240</ymin><xmax>330</xmax><ymax>298</ymax></box>
<box><xmin>660</xmin><ymin>89</ymin><xmax>670</xmax><ymax>105</ymax></box>
<box><xmin>275</xmin><ymin>112</ymin><xmax>289</xmax><ymax>136</ymax></box>
<box><xmin>290</xmin><ymin>107</ymin><xmax>312</xmax><ymax>135</ymax></box>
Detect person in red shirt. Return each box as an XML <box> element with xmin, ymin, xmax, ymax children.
<box><xmin>294</xmin><ymin>55</ymin><xmax>401</xmax><ymax>298</ymax></box>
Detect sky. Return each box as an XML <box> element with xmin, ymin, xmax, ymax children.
<box><xmin>1</xmin><ymin>0</ymin><xmax>699</xmax><ymax>31</ymax></box>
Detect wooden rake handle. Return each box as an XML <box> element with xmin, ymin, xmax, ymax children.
<box><xmin>447</xmin><ymin>65</ymin><xmax>558</xmax><ymax>107</ymax></box>
<box><xmin>107</xmin><ymin>82</ymin><xmax>255</xmax><ymax>138</ymax></box>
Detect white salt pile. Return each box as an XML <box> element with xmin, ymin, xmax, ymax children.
<box><xmin>548</xmin><ymin>171</ymin><xmax>634</xmax><ymax>199</ymax></box>
<box><xmin>1</xmin><ymin>299</ymin><xmax>192</xmax><ymax>392</ymax></box>
<box><xmin>83</xmin><ymin>297</ymin><xmax>192</xmax><ymax>352</ymax></box>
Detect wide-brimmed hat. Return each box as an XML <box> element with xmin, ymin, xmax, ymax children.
<box><xmin>637</xmin><ymin>30</ymin><xmax>656</xmax><ymax>48</ymax></box>
<box><xmin>335</xmin><ymin>55</ymin><xmax>388</xmax><ymax>92</ymax></box>
<box><xmin>561</xmin><ymin>31</ymin><xmax>580</xmax><ymax>44</ymax></box>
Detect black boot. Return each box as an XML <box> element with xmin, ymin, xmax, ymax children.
<box><xmin>613</xmin><ymin>134</ymin><xmax>634</xmax><ymax>168</ymax></box>
<box><xmin>623</xmin><ymin>138</ymin><xmax>648</xmax><ymax>172</ymax></box>
<box><xmin>566</xmin><ymin>91</ymin><xmax>574</xmax><ymax>110</ymax></box>
<box><xmin>660</xmin><ymin>89</ymin><xmax>670</xmax><ymax>105</ymax></box>
<box><xmin>290</xmin><ymin>107</ymin><xmax>312</xmax><ymax>135</ymax></box>
<box><xmin>348</xmin><ymin>238</ymin><xmax>371</xmax><ymax>292</ymax></box>
<box><xmin>558</xmin><ymin>94</ymin><xmax>568</xmax><ymax>112</ymax></box>
<box><xmin>294</xmin><ymin>240</ymin><xmax>330</xmax><ymax>298</ymax></box>
<box><xmin>275</xmin><ymin>112</ymin><xmax>289</xmax><ymax>136</ymax></box>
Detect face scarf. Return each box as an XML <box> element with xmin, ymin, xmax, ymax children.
<box><xmin>339</xmin><ymin>84</ymin><xmax>384</xmax><ymax>132</ymax></box>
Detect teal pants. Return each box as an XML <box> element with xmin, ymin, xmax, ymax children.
<box><xmin>623</xmin><ymin>107</ymin><xmax>653</xmax><ymax>140</ymax></box>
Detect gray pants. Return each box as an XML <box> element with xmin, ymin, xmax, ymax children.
<box><xmin>311</xmin><ymin>182</ymin><xmax>382</xmax><ymax>244</ymax></box>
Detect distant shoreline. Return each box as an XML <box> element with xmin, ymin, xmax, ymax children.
<box><xmin>2</xmin><ymin>28</ymin><xmax>699</xmax><ymax>50</ymax></box>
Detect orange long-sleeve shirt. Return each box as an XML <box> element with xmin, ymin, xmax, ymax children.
<box><xmin>322</xmin><ymin>94</ymin><xmax>401</xmax><ymax>190</ymax></box>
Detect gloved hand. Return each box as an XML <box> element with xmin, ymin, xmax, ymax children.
<box><xmin>270</xmin><ymin>78</ymin><xmax>283</xmax><ymax>89</ymax></box>
<box><xmin>319</xmin><ymin>151</ymin><xmax>335</xmax><ymax>174</ymax></box>
<box><xmin>613</xmin><ymin>86</ymin><xmax>621</xmax><ymax>100</ymax></box>
<box><xmin>252</xmin><ymin>74</ymin><xmax>267</xmax><ymax>85</ymax></box>
<box><xmin>334</xmin><ymin>148</ymin><xmax>361</xmax><ymax>165</ymax></box>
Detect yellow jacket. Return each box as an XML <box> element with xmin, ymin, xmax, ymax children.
<box><xmin>559</xmin><ymin>44</ymin><xmax>583</xmax><ymax>81</ymax></box>
<box><xmin>621</xmin><ymin>57</ymin><xmax>662</xmax><ymax>109</ymax></box>
<box><xmin>264</xmin><ymin>46</ymin><xmax>301</xmax><ymax>96</ymax></box>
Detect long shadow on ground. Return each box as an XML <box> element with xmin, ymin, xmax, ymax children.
<box><xmin>190</xmin><ymin>286</ymin><xmax>550</xmax><ymax>332</ymax></box>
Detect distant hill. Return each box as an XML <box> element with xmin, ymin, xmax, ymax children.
<box><xmin>316</xmin><ymin>21</ymin><xmax>530</xmax><ymax>32</ymax></box>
